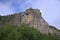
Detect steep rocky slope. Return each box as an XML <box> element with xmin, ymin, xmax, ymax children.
<box><xmin>0</xmin><ymin>8</ymin><xmax>60</xmax><ymax>37</ymax></box>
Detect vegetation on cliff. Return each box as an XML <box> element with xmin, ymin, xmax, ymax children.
<box><xmin>0</xmin><ymin>24</ymin><xmax>59</xmax><ymax>40</ymax></box>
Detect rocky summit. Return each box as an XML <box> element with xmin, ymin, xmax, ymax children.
<box><xmin>0</xmin><ymin>8</ymin><xmax>60</xmax><ymax>36</ymax></box>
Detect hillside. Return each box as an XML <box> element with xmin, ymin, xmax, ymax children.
<box><xmin>0</xmin><ymin>24</ymin><xmax>60</xmax><ymax>40</ymax></box>
<box><xmin>0</xmin><ymin>8</ymin><xmax>60</xmax><ymax>40</ymax></box>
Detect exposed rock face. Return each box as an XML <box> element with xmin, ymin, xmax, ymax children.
<box><xmin>21</xmin><ymin>8</ymin><xmax>49</xmax><ymax>34</ymax></box>
<box><xmin>0</xmin><ymin>8</ymin><xmax>60</xmax><ymax>35</ymax></box>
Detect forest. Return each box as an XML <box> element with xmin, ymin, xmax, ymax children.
<box><xmin>0</xmin><ymin>24</ymin><xmax>59</xmax><ymax>40</ymax></box>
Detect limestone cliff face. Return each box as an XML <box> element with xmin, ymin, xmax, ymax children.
<box><xmin>1</xmin><ymin>8</ymin><xmax>60</xmax><ymax>35</ymax></box>
<box><xmin>21</xmin><ymin>8</ymin><xmax>49</xmax><ymax>34</ymax></box>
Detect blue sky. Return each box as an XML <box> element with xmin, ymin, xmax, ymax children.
<box><xmin>0</xmin><ymin>0</ymin><xmax>60</xmax><ymax>30</ymax></box>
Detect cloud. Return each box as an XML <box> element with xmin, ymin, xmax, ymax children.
<box><xmin>0</xmin><ymin>1</ymin><xmax>15</xmax><ymax>16</ymax></box>
<box><xmin>0</xmin><ymin>0</ymin><xmax>32</xmax><ymax>15</ymax></box>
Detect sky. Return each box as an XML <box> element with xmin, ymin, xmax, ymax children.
<box><xmin>0</xmin><ymin>0</ymin><xmax>60</xmax><ymax>30</ymax></box>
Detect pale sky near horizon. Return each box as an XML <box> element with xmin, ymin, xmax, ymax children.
<box><xmin>0</xmin><ymin>0</ymin><xmax>60</xmax><ymax>30</ymax></box>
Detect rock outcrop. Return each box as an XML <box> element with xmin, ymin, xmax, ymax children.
<box><xmin>0</xmin><ymin>8</ymin><xmax>60</xmax><ymax>36</ymax></box>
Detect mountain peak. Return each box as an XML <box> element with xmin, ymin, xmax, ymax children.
<box><xmin>0</xmin><ymin>8</ymin><xmax>60</xmax><ymax>36</ymax></box>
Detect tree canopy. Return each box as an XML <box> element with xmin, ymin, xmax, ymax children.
<box><xmin>0</xmin><ymin>24</ymin><xmax>59</xmax><ymax>40</ymax></box>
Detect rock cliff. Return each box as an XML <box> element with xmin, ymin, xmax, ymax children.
<box><xmin>0</xmin><ymin>8</ymin><xmax>60</xmax><ymax>36</ymax></box>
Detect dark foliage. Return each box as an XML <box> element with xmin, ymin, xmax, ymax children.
<box><xmin>0</xmin><ymin>24</ymin><xmax>59</xmax><ymax>40</ymax></box>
